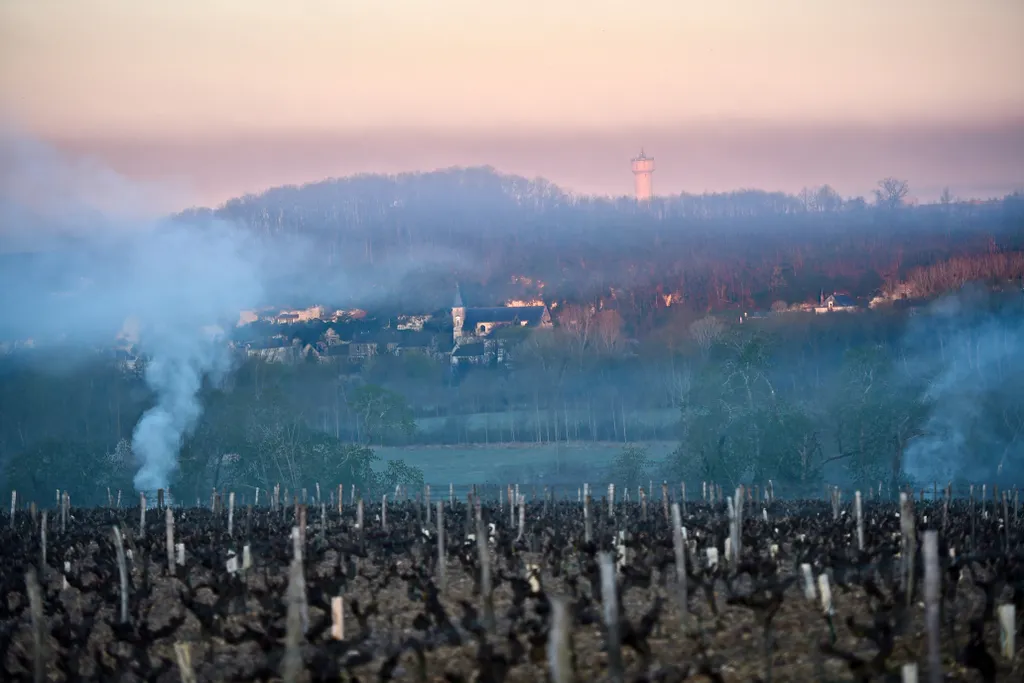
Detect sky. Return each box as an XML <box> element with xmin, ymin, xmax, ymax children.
<box><xmin>2</xmin><ymin>0</ymin><xmax>1023</xmax><ymax>209</ymax></box>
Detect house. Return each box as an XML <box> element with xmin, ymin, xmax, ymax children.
<box><xmin>348</xmin><ymin>340</ymin><xmax>379</xmax><ymax>361</ymax></box>
<box><xmin>395</xmin><ymin>330</ymin><xmax>437</xmax><ymax>356</ymax></box>
<box><xmin>450</xmin><ymin>284</ymin><xmax>552</xmax><ymax>366</ymax></box>
<box><xmin>451</xmin><ymin>285</ymin><xmax>552</xmax><ymax>343</ymax></box>
<box><xmin>450</xmin><ymin>342</ymin><xmax>487</xmax><ymax>366</ymax></box>
<box><xmin>318</xmin><ymin>344</ymin><xmax>350</xmax><ymax>363</ymax></box>
<box><xmin>246</xmin><ymin>339</ymin><xmax>297</xmax><ymax>363</ymax></box>
<box><xmin>814</xmin><ymin>292</ymin><xmax>858</xmax><ymax>314</ymax></box>
<box><xmin>396</xmin><ymin>314</ymin><xmax>432</xmax><ymax>332</ymax></box>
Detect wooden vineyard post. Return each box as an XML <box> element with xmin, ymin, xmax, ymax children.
<box><xmin>671</xmin><ymin>503</ymin><xmax>688</xmax><ymax>628</ymax></box>
<box><xmin>112</xmin><ymin>526</ymin><xmax>129</xmax><ymax>624</ymax></box>
<box><xmin>922</xmin><ymin>530</ymin><xmax>941</xmax><ymax>683</ymax></box>
<box><xmin>726</xmin><ymin>495</ymin><xmax>738</xmax><ymax>566</ymax></box>
<box><xmin>998</xmin><ymin>604</ymin><xmax>1016</xmax><ymax>661</ymax></box>
<box><xmin>139</xmin><ymin>492</ymin><xmax>146</xmax><ymax>539</ymax></box>
<box><xmin>518</xmin><ymin>496</ymin><xmax>526</xmax><ymax>541</ymax></box>
<box><xmin>437</xmin><ymin>501</ymin><xmax>446</xmax><ymax>593</ymax></box>
<box><xmin>282</xmin><ymin>554</ymin><xmax>306</xmax><ymax>683</ymax></box>
<box><xmin>166</xmin><ymin>507</ymin><xmax>175</xmax><ymax>576</ymax></box>
<box><xmin>855</xmin><ymin>490</ymin><xmax>864</xmax><ymax>552</ymax></box>
<box><xmin>26</xmin><ymin>569</ymin><xmax>45</xmax><ymax>683</ymax></box>
<box><xmin>599</xmin><ymin>552</ymin><xmax>624</xmax><ymax>683</ymax></box>
<box><xmin>319</xmin><ymin>503</ymin><xmax>326</xmax><ymax>544</ymax></box>
<box><xmin>331</xmin><ymin>596</ymin><xmax>344</xmax><ymax>640</ymax></box>
<box><xmin>734</xmin><ymin>486</ymin><xmax>743</xmax><ymax>562</ymax></box>
<box><xmin>900</xmin><ymin>492</ymin><xmax>916</xmax><ymax>605</ymax></box>
<box><xmin>547</xmin><ymin>596</ymin><xmax>574</xmax><ymax>683</ymax></box>
<box><xmin>584</xmin><ymin>494</ymin><xmax>593</xmax><ymax>544</ymax></box>
<box><xmin>228</xmin><ymin>492</ymin><xmax>235</xmax><ymax>536</ymax></box>
<box><xmin>39</xmin><ymin>512</ymin><xmax>47</xmax><ymax>569</ymax></box>
<box><xmin>1002</xmin><ymin>492</ymin><xmax>1010</xmax><ymax>552</ymax></box>
<box><xmin>174</xmin><ymin>643</ymin><xmax>197</xmax><ymax>683</ymax></box>
<box><xmin>475</xmin><ymin>509</ymin><xmax>495</xmax><ymax>633</ymax></box>
<box><xmin>801</xmin><ymin>564</ymin><xmax>816</xmax><ymax>601</ymax></box>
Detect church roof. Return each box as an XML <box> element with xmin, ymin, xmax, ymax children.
<box><xmin>828</xmin><ymin>294</ymin><xmax>856</xmax><ymax>307</ymax></box>
<box><xmin>451</xmin><ymin>342</ymin><xmax>485</xmax><ymax>358</ymax></box>
<box><xmin>453</xmin><ymin>284</ymin><xmax>464</xmax><ymax>308</ymax></box>
<box><xmin>463</xmin><ymin>306</ymin><xmax>546</xmax><ymax>327</ymax></box>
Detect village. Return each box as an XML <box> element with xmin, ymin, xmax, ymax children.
<box><xmin>0</xmin><ymin>275</ymin><xmax>947</xmax><ymax>370</ymax></box>
<box><xmin>233</xmin><ymin>285</ymin><xmax>555</xmax><ymax>369</ymax></box>
<box><xmin>227</xmin><ymin>286</ymin><xmax>909</xmax><ymax>370</ymax></box>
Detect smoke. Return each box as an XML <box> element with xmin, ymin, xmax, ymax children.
<box><xmin>1</xmin><ymin>132</ymin><xmax>263</xmax><ymax>491</ymax></box>
<box><xmin>1</xmin><ymin>131</ymin><xmax>474</xmax><ymax>492</ymax></box>
<box><xmin>901</xmin><ymin>285</ymin><xmax>1024</xmax><ymax>486</ymax></box>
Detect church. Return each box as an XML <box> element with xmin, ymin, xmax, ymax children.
<box><xmin>450</xmin><ymin>285</ymin><xmax>552</xmax><ymax>365</ymax></box>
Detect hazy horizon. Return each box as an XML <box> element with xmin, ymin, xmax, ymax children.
<box><xmin>3</xmin><ymin>0</ymin><xmax>1023</xmax><ymax>210</ymax></box>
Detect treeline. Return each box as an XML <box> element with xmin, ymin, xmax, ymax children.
<box><xmin>176</xmin><ymin>168</ymin><xmax>1024</xmax><ymax>321</ymax></box>
<box><xmin>3</xmin><ymin>288</ymin><xmax>1021</xmax><ymax>500</ymax></box>
<box><xmin>902</xmin><ymin>251</ymin><xmax>1024</xmax><ymax>299</ymax></box>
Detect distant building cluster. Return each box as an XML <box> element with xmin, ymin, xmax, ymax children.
<box><xmin>227</xmin><ymin>285</ymin><xmax>554</xmax><ymax>370</ymax></box>
<box><xmin>237</xmin><ymin>306</ymin><xmax>367</xmax><ymax>327</ymax></box>
<box><xmin>451</xmin><ymin>285</ymin><xmax>553</xmax><ymax>367</ymax></box>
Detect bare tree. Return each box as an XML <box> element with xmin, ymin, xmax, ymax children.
<box><xmin>874</xmin><ymin>178</ymin><xmax>909</xmax><ymax>210</ymax></box>
<box><xmin>798</xmin><ymin>187</ymin><xmax>814</xmax><ymax>212</ymax></box>
<box><xmin>812</xmin><ymin>185</ymin><xmax>842</xmax><ymax>212</ymax></box>
<box><xmin>689</xmin><ymin>316</ymin><xmax>725</xmax><ymax>358</ymax></box>
<box><xmin>593</xmin><ymin>309</ymin><xmax>625</xmax><ymax>355</ymax></box>
<box><xmin>558</xmin><ymin>303</ymin><xmax>596</xmax><ymax>363</ymax></box>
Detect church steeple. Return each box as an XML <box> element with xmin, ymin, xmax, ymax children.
<box><xmin>452</xmin><ymin>283</ymin><xmax>466</xmax><ymax>341</ymax></box>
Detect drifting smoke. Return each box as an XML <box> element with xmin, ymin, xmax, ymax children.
<box><xmin>0</xmin><ymin>132</ymin><xmax>263</xmax><ymax>491</ymax></box>
<box><xmin>901</xmin><ymin>285</ymin><xmax>1024</xmax><ymax>486</ymax></box>
<box><xmin>1</xmin><ymin>131</ymin><xmax>474</xmax><ymax>492</ymax></box>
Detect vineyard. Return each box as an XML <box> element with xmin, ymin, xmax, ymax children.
<box><xmin>1</xmin><ymin>484</ymin><xmax>1022</xmax><ymax>682</ymax></box>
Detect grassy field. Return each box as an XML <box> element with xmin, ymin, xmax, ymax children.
<box><xmin>374</xmin><ymin>440</ymin><xmax>678</xmax><ymax>487</ymax></box>
<box><xmin>413</xmin><ymin>408</ymin><xmax>679</xmax><ymax>437</ymax></box>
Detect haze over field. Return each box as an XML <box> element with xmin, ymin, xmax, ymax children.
<box><xmin>1</xmin><ymin>1</ymin><xmax>1023</xmax><ymax>501</ymax></box>
<box><xmin>2</xmin><ymin>0</ymin><xmax>1023</xmax><ymax>208</ymax></box>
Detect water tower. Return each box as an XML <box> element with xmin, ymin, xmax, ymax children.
<box><xmin>631</xmin><ymin>149</ymin><xmax>655</xmax><ymax>201</ymax></box>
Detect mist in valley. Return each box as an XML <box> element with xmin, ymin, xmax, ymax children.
<box><xmin>1</xmin><ymin>130</ymin><xmax>1023</xmax><ymax>505</ymax></box>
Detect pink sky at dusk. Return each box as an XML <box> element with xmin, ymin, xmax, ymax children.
<box><xmin>2</xmin><ymin>0</ymin><xmax>1023</xmax><ymax>210</ymax></box>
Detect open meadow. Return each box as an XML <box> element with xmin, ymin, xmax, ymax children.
<box><xmin>374</xmin><ymin>440</ymin><xmax>678</xmax><ymax>489</ymax></box>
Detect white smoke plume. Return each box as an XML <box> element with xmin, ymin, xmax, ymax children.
<box><xmin>901</xmin><ymin>286</ymin><xmax>1024</xmax><ymax>486</ymax></box>
<box><xmin>1</xmin><ymin>131</ymin><xmax>264</xmax><ymax>492</ymax></box>
<box><xmin>1</xmin><ymin>130</ymin><xmax>472</xmax><ymax>492</ymax></box>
